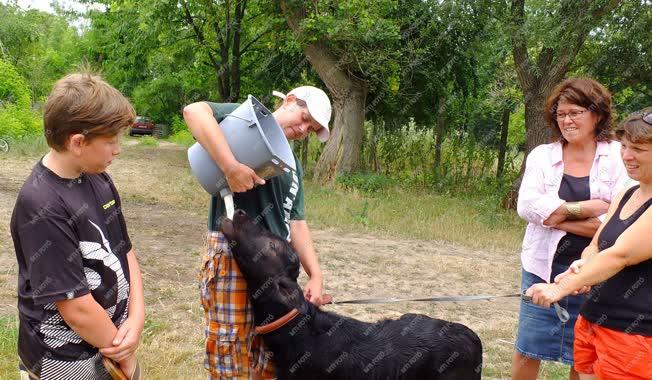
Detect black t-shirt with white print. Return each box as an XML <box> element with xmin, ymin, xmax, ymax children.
<box><xmin>10</xmin><ymin>159</ymin><xmax>131</xmax><ymax>379</ymax></box>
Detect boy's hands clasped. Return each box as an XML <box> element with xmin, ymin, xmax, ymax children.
<box><xmin>100</xmin><ymin>316</ymin><xmax>144</xmax><ymax>375</ymax></box>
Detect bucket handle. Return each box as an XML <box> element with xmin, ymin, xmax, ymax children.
<box><xmin>219</xmin><ymin>188</ymin><xmax>235</xmax><ymax>219</ymax></box>
<box><xmin>224</xmin><ymin>113</ymin><xmax>255</xmax><ymax>127</ymax></box>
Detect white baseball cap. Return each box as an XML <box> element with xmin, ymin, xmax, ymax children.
<box><xmin>273</xmin><ymin>86</ymin><xmax>332</xmax><ymax>142</ymax></box>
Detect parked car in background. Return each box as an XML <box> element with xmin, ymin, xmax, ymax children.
<box><xmin>129</xmin><ymin>116</ymin><xmax>155</xmax><ymax>136</ymax></box>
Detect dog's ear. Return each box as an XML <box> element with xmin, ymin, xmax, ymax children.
<box><xmin>277</xmin><ymin>276</ymin><xmax>302</xmax><ymax>305</ymax></box>
<box><xmin>278</xmin><ymin>276</ymin><xmax>298</xmax><ymax>291</ymax></box>
<box><xmin>288</xmin><ymin>260</ymin><xmax>300</xmax><ymax>281</ymax></box>
<box><xmin>220</xmin><ymin>217</ymin><xmax>235</xmax><ymax>238</ymax></box>
<box><xmin>284</xmin><ymin>246</ymin><xmax>301</xmax><ymax>280</ymax></box>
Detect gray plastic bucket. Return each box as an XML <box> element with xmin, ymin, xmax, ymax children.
<box><xmin>187</xmin><ymin>95</ymin><xmax>296</xmax><ymax>198</ymax></box>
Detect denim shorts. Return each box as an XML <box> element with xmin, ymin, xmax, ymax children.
<box><xmin>515</xmin><ymin>262</ymin><xmax>587</xmax><ymax>365</ymax></box>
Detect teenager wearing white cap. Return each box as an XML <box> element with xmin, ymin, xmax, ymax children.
<box><xmin>272</xmin><ymin>86</ymin><xmax>331</xmax><ymax>143</ymax></box>
<box><xmin>183</xmin><ymin>85</ymin><xmax>332</xmax><ymax>380</ymax></box>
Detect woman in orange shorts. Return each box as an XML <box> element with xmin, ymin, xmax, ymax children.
<box><xmin>526</xmin><ymin>108</ymin><xmax>652</xmax><ymax>380</ymax></box>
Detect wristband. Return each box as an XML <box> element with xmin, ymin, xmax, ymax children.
<box><xmin>565</xmin><ymin>202</ymin><xmax>581</xmax><ymax>220</ymax></box>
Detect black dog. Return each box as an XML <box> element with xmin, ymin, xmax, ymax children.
<box><xmin>221</xmin><ymin>210</ymin><xmax>482</xmax><ymax>380</ymax></box>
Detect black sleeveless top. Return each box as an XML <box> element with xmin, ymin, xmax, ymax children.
<box><xmin>580</xmin><ymin>185</ymin><xmax>652</xmax><ymax>336</ymax></box>
<box><xmin>554</xmin><ymin>174</ymin><xmax>592</xmax><ymax>266</ymax></box>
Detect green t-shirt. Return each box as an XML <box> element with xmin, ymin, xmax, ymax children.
<box><xmin>205</xmin><ymin>102</ymin><xmax>305</xmax><ymax>241</ymax></box>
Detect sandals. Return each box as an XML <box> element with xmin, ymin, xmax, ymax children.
<box><xmin>102</xmin><ymin>357</ymin><xmax>142</xmax><ymax>380</ymax></box>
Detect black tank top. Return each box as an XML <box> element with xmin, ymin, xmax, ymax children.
<box><xmin>554</xmin><ymin>174</ymin><xmax>592</xmax><ymax>266</ymax></box>
<box><xmin>580</xmin><ymin>185</ymin><xmax>652</xmax><ymax>336</ymax></box>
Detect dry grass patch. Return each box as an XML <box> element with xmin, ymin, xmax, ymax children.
<box><xmin>0</xmin><ymin>139</ymin><xmax>576</xmax><ymax>379</ymax></box>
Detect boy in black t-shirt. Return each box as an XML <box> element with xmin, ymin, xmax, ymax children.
<box><xmin>10</xmin><ymin>73</ymin><xmax>144</xmax><ymax>379</ymax></box>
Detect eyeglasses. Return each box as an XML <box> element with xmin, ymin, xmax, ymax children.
<box><xmin>626</xmin><ymin>111</ymin><xmax>652</xmax><ymax>126</ymax></box>
<box><xmin>555</xmin><ymin>110</ymin><xmax>589</xmax><ymax>121</ymax></box>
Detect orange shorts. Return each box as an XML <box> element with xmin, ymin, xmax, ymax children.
<box><xmin>574</xmin><ymin>315</ymin><xmax>652</xmax><ymax>379</ymax></box>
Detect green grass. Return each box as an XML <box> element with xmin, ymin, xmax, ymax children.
<box><xmin>1</xmin><ymin>140</ymin><xmax>538</xmax><ymax>378</ymax></box>
<box><xmin>0</xmin><ymin>316</ymin><xmax>18</xmax><ymax>379</ymax></box>
<box><xmin>166</xmin><ymin>130</ymin><xmax>195</xmax><ymax>147</ymax></box>
<box><xmin>141</xmin><ymin>317</ymin><xmax>167</xmax><ymax>344</ymax></box>
<box><xmin>305</xmin><ymin>181</ymin><xmax>525</xmax><ymax>251</ymax></box>
<box><xmin>1</xmin><ymin>134</ymin><xmax>48</xmax><ymax>156</ymax></box>
<box><xmin>109</xmin><ymin>142</ymin><xmax>524</xmax><ymax>251</ymax></box>
<box><xmin>479</xmin><ymin>325</ymin><xmax>573</xmax><ymax>379</ymax></box>
<box><xmin>137</xmin><ymin>136</ymin><xmax>159</xmax><ymax>147</ymax></box>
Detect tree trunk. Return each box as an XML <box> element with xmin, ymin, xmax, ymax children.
<box><xmin>182</xmin><ymin>0</ymin><xmax>248</xmax><ymax>102</ymax></box>
<box><xmin>505</xmin><ymin>0</ymin><xmax>620</xmax><ymax>209</ymax></box>
<box><xmin>523</xmin><ymin>92</ymin><xmax>551</xmax><ymax>153</ymax></box>
<box><xmin>383</xmin><ymin>116</ymin><xmax>398</xmax><ymax>175</ymax></box>
<box><xmin>496</xmin><ymin>106</ymin><xmax>511</xmax><ymax>178</ymax></box>
<box><xmin>301</xmin><ymin>138</ymin><xmax>308</xmax><ymax>172</ymax></box>
<box><xmin>370</xmin><ymin>118</ymin><xmax>379</xmax><ymax>173</ymax></box>
<box><xmin>279</xmin><ymin>0</ymin><xmax>368</xmax><ymax>183</ymax></box>
<box><xmin>313</xmin><ymin>87</ymin><xmax>367</xmax><ymax>181</ymax></box>
<box><xmin>505</xmin><ymin>91</ymin><xmax>550</xmax><ymax>208</ymax></box>
<box><xmin>229</xmin><ymin>0</ymin><xmax>244</xmax><ymax>101</ymax></box>
<box><xmin>433</xmin><ymin>97</ymin><xmax>446</xmax><ymax>170</ymax></box>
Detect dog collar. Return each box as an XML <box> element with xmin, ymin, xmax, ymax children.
<box><xmin>254</xmin><ymin>309</ymin><xmax>300</xmax><ymax>335</ymax></box>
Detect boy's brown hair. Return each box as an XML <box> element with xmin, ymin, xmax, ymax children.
<box><xmin>544</xmin><ymin>77</ymin><xmax>613</xmax><ymax>142</ymax></box>
<box><xmin>44</xmin><ymin>73</ymin><xmax>135</xmax><ymax>151</ymax></box>
<box><xmin>615</xmin><ymin>107</ymin><xmax>652</xmax><ymax>144</ymax></box>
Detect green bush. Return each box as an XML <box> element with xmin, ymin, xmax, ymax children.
<box><xmin>0</xmin><ymin>104</ymin><xmax>42</xmax><ymax>139</ymax></box>
<box><xmin>0</xmin><ymin>59</ymin><xmax>42</xmax><ymax>140</ymax></box>
<box><xmin>8</xmin><ymin>134</ymin><xmax>49</xmax><ymax>156</ymax></box>
<box><xmin>138</xmin><ymin>136</ymin><xmax>159</xmax><ymax>147</ymax></box>
<box><xmin>171</xmin><ymin>114</ymin><xmax>187</xmax><ymax>135</ymax></box>
<box><xmin>0</xmin><ymin>59</ymin><xmax>31</xmax><ymax>109</ymax></box>
<box><xmin>336</xmin><ymin>173</ymin><xmax>396</xmax><ymax>193</ymax></box>
<box><xmin>353</xmin><ymin>120</ymin><xmax>523</xmax><ymax>202</ymax></box>
<box><xmin>168</xmin><ymin>130</ymin><xmax>195</xmax><ymax>147</ymax></box>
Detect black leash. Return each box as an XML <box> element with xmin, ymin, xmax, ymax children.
<box><xmin>325</xmin><ymin>291</ymin><xmax>570</xmax><ymax>323</ymax></box>
<box><xmin>327</xmin><ymin>293</ymin><xmax>522</xmax><ymax>304</ymax></box>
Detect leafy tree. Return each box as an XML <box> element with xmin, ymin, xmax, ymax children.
<box><xmin>384</xmin><ymin>0</ymin><xmax>491</xmax><ymax>172</ymax></box>
<box><xmin>0</xmin><ymin>58</ymin><xmax>40</xmax><ymax>138</ymax></box>
<box><xmin>574</xmin><ymin>0</ymin><xmax>652</xmax><ymax>115</ymax></box>
<box><xmin>508</xmin><ymin>0</ymin><xmax>622</xmax><ymax>154</ymax></box>
<box><xmin>176</xmin><ymin>0</ymin><xmax>283</xmax><ymax>101</ymax></box>
<box><xmin>0</xmin><ymin>3</ymin><xmax>83</xmax><ymax>101</ymax></box>
<box><xmin>0</xmin><ymin>59</ymin><xmax>31</xmax><ymax>109</ymax></box>
<box><xmin>278</xmin><ymin>0</ymin><xmax>493</xmax><ymax>182</ymax></box>
<box><xmin>503</xmin><ymin>0</ymin><xmax>625</xmax><ymax>207</ymax></box>
<box><xmin>82</xmin><ymin>0</ymin><xmax>296</xmax><ymax>124</ymax></box>
<box><xmin>278</xmin><ymin>0</ymin><xmax>400</xmax><ymax>182</ymax></box>
<box><xmin>484</xmin><ymin>54</ymin><xmax>522</xmax><ymax>178</ymax></box>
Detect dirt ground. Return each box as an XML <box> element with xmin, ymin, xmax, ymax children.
<box><xmin>0</xmin><ymin>141</ymin><xmax>567</xmax><ymax>379</ymax></box>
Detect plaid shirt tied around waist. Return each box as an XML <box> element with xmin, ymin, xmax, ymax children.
<box><xmin>199</xmin><ymin>231</ymin><xmax>274</xmax><ymax>379</ymax></box>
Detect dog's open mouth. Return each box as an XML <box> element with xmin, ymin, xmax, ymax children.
<box><xmin>219</xmin><ymin>210</ymin><xmax>250</xmax><ymax>237</ymax></box>
<box><xmin>219</xmin><ymin>216</ymin><xmax>234</xmax><ymax>236</ymax></box>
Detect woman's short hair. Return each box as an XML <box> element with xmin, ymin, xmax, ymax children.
<box><xmin>44</xmin><ymin>73</ymin><xmax>135</xmax><ymax>151</ymax></box>
<box><xmin>544</xmin><ymin>77</ymin><xmax>613</xmax><ymax>142</ymax></box>
<box><xmin>615</xmin><ymin>107</ymin><xmax>652</xmax><ymax>144</ymax></box>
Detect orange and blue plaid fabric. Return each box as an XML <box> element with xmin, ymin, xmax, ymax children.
<box><xmin>200</xmin><ymin>231</ymin><xmax>275</xmax><ymax>379</ymax></box>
